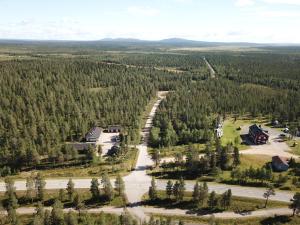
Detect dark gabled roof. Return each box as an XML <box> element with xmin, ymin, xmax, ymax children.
<box><xmin>85</xmin><ymin>127</ymin><xmax>102</xmax><ymax>140</ymax></box>
<box><xmin>249</xmin><ymin>124</ymin><xmax>269</xmax><ymax>136</ymax></box>
<box><xmin>272</xmin><ymin>156</ymin><xmax>289</xmax><ymax>166</ymax></box>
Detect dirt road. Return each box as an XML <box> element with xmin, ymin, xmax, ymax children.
<box><xmin>203</xmin><ymin>57</ymin><xmax>216</xmax><ymax>78</ymax></box>
<box><xmin>6</xmin><ymin>206</ymin><xmax>292</xmax><ymax>221</ymax></box>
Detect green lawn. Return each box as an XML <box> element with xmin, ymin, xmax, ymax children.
<box><xmin>221</xmin><ymin>119</ymin><xmax>250</xmax><ymax>150</ymax></box>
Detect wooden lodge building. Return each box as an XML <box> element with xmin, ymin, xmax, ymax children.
<box><xmin>85</xmin><ymin>127</ymin><xmax>102</xmax><ymax>142</ymax></box>
<box><xmin>248</xmin><ymin>124</ymin><xmax>269</xmax><ymax>144</ymax></box>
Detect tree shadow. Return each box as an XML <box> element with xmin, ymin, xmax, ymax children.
<box><xmin>260</xmin><ymin>215</ymin><xmax>291</xmax><ymax>225</ymax></box>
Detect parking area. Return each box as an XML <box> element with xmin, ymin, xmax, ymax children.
<box><xmin>96</xmin><ymin>132</ymin><xmax>120</xmax><ymax>156</ymax></box>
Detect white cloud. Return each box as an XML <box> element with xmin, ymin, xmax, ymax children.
<box><xmin>258</xmin><ymin>10</ymin><xmax>300</xmax><ymax>17</ymax></box>
<box><xmin>235</xmin><ymin>0</ymin><xmax>255</xmax><ymax>7</ymax></box>
<box><xmin>262</xmin><ymin>0</ymin><xmax>300</xmax><ymax>5</ymax></box>
<box><xmin>127</xmin><ymin>6</ymin><xmax>159</xmax><ymax>16</ymax></box>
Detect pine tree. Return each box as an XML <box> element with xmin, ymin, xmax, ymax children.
<box><xmin>151</xmin><ymin>149</ymin><xmax>161</xmax><ymax>167</ymax></box>
<box><xmin>7</xmin><ymin>207</ymin><xmax>19</xmax><ymax>225</ymax></box>
<box><xmin>90</xmin><ymin>178</ymin><xmax>100</xmax><ymax>200</ymax></box>
<box><xmin>263</xmin><ymin>185</ymin><xmax>275</xmax><ymax>208</ymax></box>
<box><xmin>290</xmin><ymin>192</ymin><xmax>300</xmax><ymax>216</ymax></box>
<box><xmin>198</xmin><ymin>182</ymin><xmax>209</xmax><ymax>207</ymax></box>
<box><xmin>232</xmin><ymin>147</ymin><xmax>240</xmax><ymax>167</ymax></box>
<box><xmin>220</xmin><ymin>148</ymin><xmax>229</xmax><ymax>170</ymax></box>
<box><xmin>115</xmin><ymin>174</ymin><xmax>125</xmax><ymax>196</ymax></box>
<box><xmin>4</xmin><ymin>177</ymin><xmax>18</xmax><ymax>210</ymax></box>
<box><xmin>50</xmin><ymin>200</ymin><xmax>64</xmax><ymax>225</ymax></box>
<box><xmin>66</xmin><ymin>178</ymin><xmax>75</xmax><ymax>201</ymax></box>
<box><xmin>74</xmin><ymin>192</ymin><xmax>84</xmax><ymax>212</ymax></box>
<box><xmin>192</xmin><ymin>181</ymin><xmax>200</xmax><ymax>203</ymax></box>
<box><xmin>178</xmin><ymin>220</ymin><xmax>185</xmax><ymax>225</ymax></box>
<box><xmin>220</xmin><ymin>190</ymin><xmax>232</xmax><ymax>210</ymax></box>
<box><xmin>173</xmin><ymin>181</ymin><xmax>180</xmax><ymax>202</ymax></box>
<box><xmin>35</xmin><ymin>173</ymin><xmax>46</xmax><ymax>201</ymax></box>
<box><xmin>166</xmin><ymin>180</ymin><xmax>173</xmax><ymax>199</ymax></box>
<box><xmin>58</xmin><ymin>189</ymin><xmax>65</xmax><ymax>202</ymax></box>
<box><xmin>177</xmin><ymin>178</ymin><xmax>186</xmax><ymax>202</ymax></box>
<box><xmin>33</xmin><ymin>202</ymin><xmax>45</xmax><ymax>225</ymax></box>
<box><xmin>208</xmin><ymin>191</ymin><xmax>218</xmax><ymax>209</ymax></box>
<box><xmin>66</xmin><ymin>211</ymin><xmax>78</xmax><ymax>225</ymax></box>
<box><xmin>101</xmin><ymin>173</ymin><xmax>114</xmax><ymax>201</ymax></box>
<box><xmin>26</xmin><ymin>175</ymin><xmax>35</xmax><ymax>203</ymax></box>
<box><xmin>149</xmin><ymin>177</ymin><xmax>158</xmax><ymax>201</ymax></box>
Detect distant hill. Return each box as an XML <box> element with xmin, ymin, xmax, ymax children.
<box><xmin>0</xmin><ymin>38</ymin><xmax>299</xmax><ymax>51</ymax></box>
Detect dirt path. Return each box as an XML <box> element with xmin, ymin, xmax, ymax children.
<box><xmin>203</xmin><ymin>57</ymin><xmax>216</xmax><ymax>78</ymax></box>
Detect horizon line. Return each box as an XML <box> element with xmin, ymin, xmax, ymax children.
<box><xmin>0</xmin><ymin>37</ymin><xmax>300</xmax><ymax>46</ymax></box>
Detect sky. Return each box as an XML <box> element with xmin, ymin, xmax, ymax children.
<box><xmin>0</xmin><ymin>0</ymin><xmax>299</xmax><ymax>43</ymax></box>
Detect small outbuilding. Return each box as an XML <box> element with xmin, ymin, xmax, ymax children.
<box><xmin>85</xmin><ymin>127</ymin><xmax>102</xmax><ymax>142</ymax></box>
<box><xmin>272</xmin><ymin>156</ymin><xmax>289</xmax><ymax>172</ymax></box>
<box><xmin>107</xmin><ymin>125</ymin><xmax>121</xmax><ymax>133</ymax></box>
<box><xmin>248</xmin><ymin>124</ymin><xmax>269</xmax><ymax>144</ymax></box>
<box><xmin>215</xmin><ymin>127</ymin><xmax>223</xmax><ymax>138</ymax></box>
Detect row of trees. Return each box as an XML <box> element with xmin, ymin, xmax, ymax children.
<box><xmin>153</xmin><ymin>142</ymin><xmax>241</xmax><ymax>178</ymax></box>
<box><xmin>4</xmin><ymin>173</ymin><xmax>46</xmax><ymax>210</ymax></box>
<box><xmin>230</xmin><ymin>166</ymin><xmax>273</xmax><ymax>185</ymax></box>
<box><xmin>149</xmin><ymin>178</ymin><xmax>233</xmax><ymax>210</ymax></box>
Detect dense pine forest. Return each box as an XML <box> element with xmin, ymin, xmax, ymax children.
<box><xmin>0</xmin><ymin>44</ymin><xmax>300</xmax><ymax>174</ymax></box>
<box><xmin>149</xmin><ymin>52</ymin><xmax>300</xmax><ymax>148</ymax></box>
<box><xmin>0</xmin><ymin>58</ymin><xmax>188</xmax><ymax>172</ymax></box>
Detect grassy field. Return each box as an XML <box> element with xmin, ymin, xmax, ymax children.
<box><xmin>220</xmin><ymin>154</ymin><xmax>271</xmax><ymax>181</ymax></box>
<box><xmin>142</xmin><ymin>190</ymin><xmax>288</xmax><ymax>212</ymax></box>
<box><xmin>287</xmin><ymin>139</ymin><xmax>300</xmax><ymax>155</ymax></box>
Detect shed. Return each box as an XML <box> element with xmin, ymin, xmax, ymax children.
<box><xmin>107</xmin><ymin>125</ymin><xmax>121</xmax><ymax>133</ymax></box>
<box><xmin>272</xmin><ymin>156</ymin><xmax>289</xmax><ymax>172</ymax></box>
